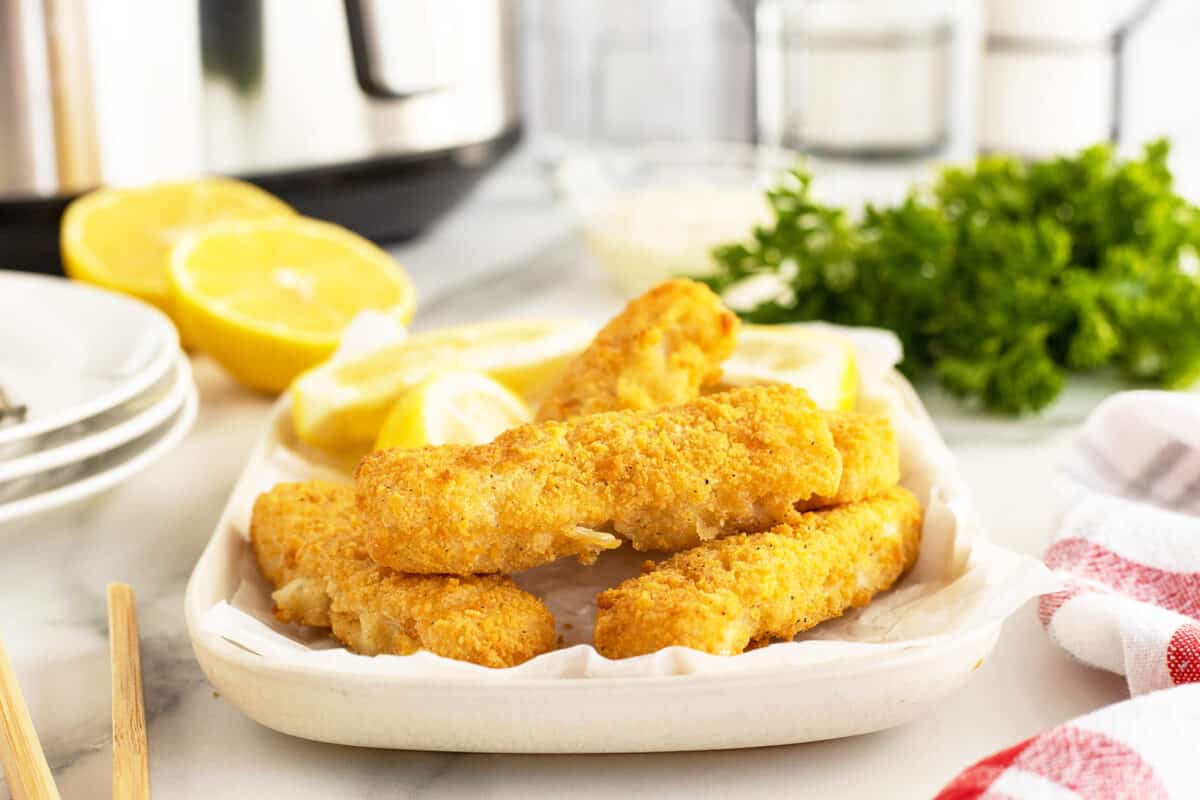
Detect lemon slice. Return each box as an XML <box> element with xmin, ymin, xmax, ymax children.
<box><xmin>720</xmin><ymin>325</ymin><xmax>858</xmax><ymax>410</ymax></box>
<box><xmin>61</xmin><ymin>178</ymin><xmax>294</xmax><ymax>321</ymax></box>
<box><xmin>374</xmin><ymin>371</ymin><xmax>531</xmax><ymax>450</ymax></box>
<box><xmin>168</xmin><ymin>217</ymin><xmax>416</xmax><ymax>393</ymax></box>
<box><xmin>292</xmin><ymin>319</ymin><xmax>593</xmax><ymax>452</ymax></box>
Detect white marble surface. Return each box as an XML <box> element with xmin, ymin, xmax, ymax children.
<box><xmin>1</xmin><ymin>155</ymin><xmax>1132</xmax><ymax>798</ymax></box>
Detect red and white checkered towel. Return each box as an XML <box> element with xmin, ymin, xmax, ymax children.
<box><xmin>936</xmin><ymin>683</ymin><xmax>1200</xmax><ymax>798</ymax></box>
<box><xmin>938</xmin><ymin>391</ymin><xmax>1200</xmax><ymax>798</ymax></box>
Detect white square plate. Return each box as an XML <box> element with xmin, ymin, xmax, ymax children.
<box><xmin>185</xmin><ymin>326</ymin><xmax>1054</xmax><ymax>752</ymax></box>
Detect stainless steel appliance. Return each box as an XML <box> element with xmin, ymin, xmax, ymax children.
<box><xmin>0</xmin><ymin>0</ymin><xmax>521</xmax><ymax>272</ymax></box>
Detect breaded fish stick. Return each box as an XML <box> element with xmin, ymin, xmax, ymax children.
<box><xmin>536</xmin><ymin>279</ymin><xmax>739</xmax><ymax>422</ymax></box>
<box><xmin>798</xmin><ymin>411</ymin><xmax>900</xmax><ymax>510</ymax></box>
<box><xmin>357</xmin><ymin>385</ymin><xmax>842</xmax><ymax>574</ymax></box>
<box><xmin>250</xmin><ymin>481</ymin><xmax>557</xmax><ymax>668</ymax></box>
<box><xmin>593</xmin><ymin>487</ymin><xmax>922</xmax><ymax>659</ymax></box>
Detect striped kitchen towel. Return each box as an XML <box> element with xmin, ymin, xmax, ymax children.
<box><xmin>937</xmin><ymin>391</ymin><xmax>1200</xmax><ymax>799</ymax></box>
<box><xmin>935</xmin><ymin>683</ymin><xmax>1200</xmax><ymax>799</ymax></box>
<box><xmin>1044</xmin><ymin>390</ymin><xmax>1200</xmax><ymax>695</ymax></box>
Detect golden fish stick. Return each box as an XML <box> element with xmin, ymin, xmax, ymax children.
<box><xmin>593</xmin><ymin>487</ymin><xmax>922</xmax><ymax>659</ymax></box>
<box><xmin>536</xmin><ymin>279</ymin><xmax>739</xmax><ymax>422</ymax></box>
<box><xmin>797</xmin><ymin>410</ymin><xmax>901</xmax><ymax>511</ymax></box>
<box><xmin>250</xmin><ymin>481</ymin><xmax>557</xmax><ymax>668</ymax></box>
<box><xmin>356</xmin><ymin>385</ymin><xmax>842</xmax><ymax>574</ymax></box>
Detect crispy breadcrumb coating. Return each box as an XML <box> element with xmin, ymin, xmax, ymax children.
<box><xmin>250</xmin><ymin>481</ymin><xmax>557</xmax><ymax>668</ymax></box>
<box><xmin>536</xmin><ymin>279</ymin><xmax>739</xmax><ymax>422</ymax></box>
<box><xmin>356</xmin><ymin>385</ymin><xmax>842</xmax><ymax>574</ymax></box>
<box><xmin>798</xmin><ymin>411</ymin><xmax>900</xmax><ymax>510</ymax></box>
<box><xmin>593</xmin><ymin>487</ymin><xmax>922</xmax><ymax>658</ymax></box>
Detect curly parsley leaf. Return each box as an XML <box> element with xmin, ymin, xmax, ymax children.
<box><xmin>704</xmin><ymin>140</ymin><xmax>1200</xmax><ymax>414</ymax></box>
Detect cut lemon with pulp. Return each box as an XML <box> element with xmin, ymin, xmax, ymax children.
<box><xmin>168</xmin><ymin>217</ymin><xmax>416</xmax><ymax>393</ymax></box>
<box><xmin>292</xmin><ymin>319</ymin><xmax>594</xmax><ymax>452</ymax></box>
<box><xmin>374</xmin><ymin>371</ymin><xmax>531</xmax><ymax>450</ymax></box>
<box><xmin>720</xmin><ymin>325</ymin><xmax>858</xmax><ymax>410</ymax></box>
<box><xmin>61</xmin><ymin>178</ymin><xmax>294</xmax><ymax>322</ymax></box>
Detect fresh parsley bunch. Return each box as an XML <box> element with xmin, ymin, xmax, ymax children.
<box><xmin>705</xmin><ymin>140</ymin><xmax>1200</xmax><ymax>414</ymax></box>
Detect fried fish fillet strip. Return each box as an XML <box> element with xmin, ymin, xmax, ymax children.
<box><xmin>797</xmin><ymin>410</ymin><xmax>900</xmax><ymax>510</ymax></box>
<box><xmin>593</xmin><ymin>487</ymin><xmax>922</xmax><ymax>658</ymax></box>
<box><xmin>536</xmin><ymin>279</ymin><xmax>739</xmax><ymax>422</ymax></box>
<box><xmin>357</xmin><ymin>385</ymin><xmax>842</xmax><ymax>574</ymax></box>
<box><xmin>250</xmin><ymin>481</ymin><xmax>557</xmax><ymax>668</ymax></box>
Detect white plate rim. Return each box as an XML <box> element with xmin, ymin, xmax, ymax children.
<box><xmin>0</xmin><ymin>380</ymin><xmax>198</xmax><ymax>525</ymax></box>
<box><xmin>0</xmin><ymin>355</ymin><xmax>192</xmax><ymax>483</ymax></box>
<box><xmin>0</xmin><ymin>274</ymin><xmax>178</xmax><ymax>447</ymax></box>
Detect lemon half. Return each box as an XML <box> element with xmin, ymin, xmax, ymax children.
<box><xmin>62</xmin><ymin>178</ymin><xmax>294</xmax><ymax>321</ymax></box>
<box><xmin>168</xmin><ymin>217</ymin><xmax>416</xmax><ymax>393</ymax></box>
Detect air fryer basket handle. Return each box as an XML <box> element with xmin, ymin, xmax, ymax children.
<box><xmin>343</xmin><ymin>0</ymin><xmax>441</xmax><ymax>100</ymax></box>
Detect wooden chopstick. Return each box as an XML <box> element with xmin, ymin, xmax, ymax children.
<box><xmin>107</xmin><ymin>583</ymin><xmax>150</xmax><ymax>799</ymax></box>
<box><xmin>0</xmin><ymin>636</ymin><xmax>60</xmax><ymax>799</ymax></box>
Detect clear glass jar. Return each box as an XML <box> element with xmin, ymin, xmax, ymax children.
<box><xmin>522</xmin><ymin>0</ymin><xmax>758</xmax><ymax>155</ymax></box>
<box><xmin>756</xmin><ymin>0</ymin><xmax>981</xmax><ymax>162</ymax></box>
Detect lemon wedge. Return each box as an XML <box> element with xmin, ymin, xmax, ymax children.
<box><xmin>720</xmin><ymin>325</ymin><xmax>858</xmax><ymax>410</ymax></box>
<box><xmin>374</xmin><ymin>371</ymin><xmax>531</xmax><ymax>450</ymax></box>
<box><xmin>61</xmin><ymin>178</ymin><xmax>294</xmax><ymax>323</ymax></box>
<box><xmin>292</xmin><ymin>319</ymin><xmax>594</xmax><ymax>452</ymax></box>
<box><xmin>167</xmin><ymin>217</ymin><xmax>416</xmax><ymax>393</ymax></box>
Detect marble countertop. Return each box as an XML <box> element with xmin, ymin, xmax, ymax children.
<box><xmin>1</xmin><ymin>154</ymin><xmax>1131</xmax><ymax>799</ymax></box>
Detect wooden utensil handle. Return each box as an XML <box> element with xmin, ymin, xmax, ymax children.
<box><xmin>108</xmin><ymin>583</ymin><xmax>150</xmax><ymax>799</ymax></box>
<box><xmin>0</xmin><ymin>637</ymin><xmax>60</xmax><ymax>800</ymax></box>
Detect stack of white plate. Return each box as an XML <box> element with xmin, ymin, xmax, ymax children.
<box><xmin>0</xmin><ymin>273</ymin><xmax>197</xmax><ymax>526</ymax></box>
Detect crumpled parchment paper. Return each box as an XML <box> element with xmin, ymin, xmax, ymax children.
<box><xmin>199</xmin><ymin>320</ymin><xmax>1059</xmax><ymax>678</ymax></box>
